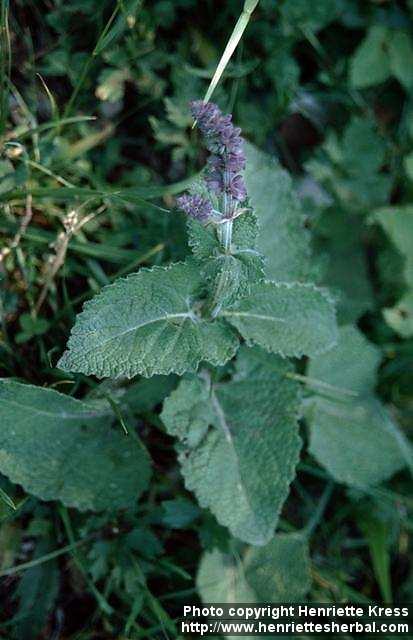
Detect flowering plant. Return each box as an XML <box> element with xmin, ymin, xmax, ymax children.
<box><xmin>2</xmin><ymin>0</ymin><xmax>412</xmax><ymax>627</ymax></box>
<box><xmin>57</xmin><ymin>99</ymin><xmax>339</xmax><ymax>545</ymax></box>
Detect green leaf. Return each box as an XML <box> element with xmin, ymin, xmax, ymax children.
<box><xmin>374</xmin><ymin>206</ymin><xmax>413</xmax><ymax>337</ymax></box>
<box><xmin>0</xmin><ymin>159</ymin><xmax>16</xmax><ymax>195</ymax></box>
<box><xmin>244</xmin><ymin>143</ymin><xmax>312</xmax><ymax>281</ymax></box>
<box><xmin>232</xmin><ymin>210</ymin><xmax>260</xmax><ymax>250</ymax></box>
<box><xmin>349</xmin><ymin>26</ymin><xmax>391</xmax><ymax>89</ymax></box>
<box><xmin>198</xmin><ymin>547</ymin><xmax>255</xmax><ymax>604</ymax></box>
<box><xmin>337</xmin><ymin>174</ymin><xmax>392</xmax><ymax>211</ymax></box>
<box><xmin>187</xmin><ymin>210</ymin><xmax>260</xmax><ymax>257</ymax></box>
<box><xmin>307</xmin><ymin>326</ymin><xmax>406</xmax><ymax>487</ymax></box>
<box><xmin>341</xmin><ymin>117</ymin><xmax>387</xmax><ymax>176</ymax></box>
<box><xmin>15</xmin><ymin>313</ymin><xmax>50</xmax><ymax>344</ymax></box>
<box><xmin>162</xmin><ymin>376</ymin><xmax>214</xmax><ymax>448</ymax></box>
<box><xmin>309</xmin><ymin>396</ymin><xmax>405</xmax><ymax>488</ymax></box>
<box><xmin>161</xmin><ymin>498</ymin><xmax>200</xmax><ymax>529</ymax></box>
<box><xmin>203</xmin><ymin>252</ymin><xmax>265</xmax><ymax>312</ymax></box>
<box><xmin>59</xmin><ymin>261</ymin><xmax>239</xmax><ymax>378</ymax></box>
<box><xmin>357</xmin><ymin>509</ymin><xmax>392</xmax><ymax>603</ymax></box>
<box><xmin>221</xmin><ymin>281</ymin><xmax>337</xmax><ymax>358</ymax></box>
<box><xmin>279</xmin><ymin>0</ymin><xmax>338</xmax><ymax>34</ymax></box>
<box><xmin>404</xmin><ymin>151</ymin><xmax>413</xmax><ymax>180</ymax></box>
<box><xmin>307</xmin><ymin>119</ymin><xmax>391</xmax><ymax>212</ymax></box>
<box><xmin>162</xmin><ymin>348</ymin><xmax>301</xmax><ymax>545</ymax></box>
<box><xmin>197</xmin><ymin>533</ymin><xmax>311</xmax><ymax>604</ymax></box>
<box><xmin>188</xmin><ymin>212</ymin><xmax>265</xmax><ymax>312</ymax></box>
<box><xmin>314</xmin><ymin>210</ymin><xmax>374</xmax><ymax>323</ymax></box>
<box><xmin>0</xmin><ymin>380</ymin><xmax>151</xmax><ymax>510</ymax></box>
<box><xmin>15</xmin><ymin>541</ymin><xmax>59</xmax><ymax>640</ymax></box>
<box><xmin>242</xmin><ymin>534</ymin><xmax>311</xmax><ymax>601</ymax></box>
<box><xmin>308</xmin><ymin>325</ymin><xmax>381</xmax><ymax>395</ymax></box>
<box><xmin>388</xmin><ymin>31</ymin><xmax>413</xmax><ymax>90</ymax></box>
<box><xmin>187</xmin><ymin>218</ymin><xmax>220</xmax><ymax>259</ymax></box>
<box><xmin>351</xmin><ymin>27</ymin><xmax>413</xmax><ymax>91</ymax></box>
<box><xmin>203</xmin><ymin>254</ymin><xmax>248</xmax><ymax>311</ymax></box>
<box><xmin>374</xmin><ymin>206</ymin><xmax>413</xmax><ymax>287</ymax></box>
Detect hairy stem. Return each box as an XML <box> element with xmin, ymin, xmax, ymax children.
<box><xmin>219</xmin><ymin>218</ymin><xmax>233</xmax><ymax>252</ymax></box>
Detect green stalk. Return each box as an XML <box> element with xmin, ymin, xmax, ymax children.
<box><xmin>203</xmin><ymin>0</ymin><xmax>259</xmax><ymax>104</ymax></box>
<box><xmin>63</xmin><ymin>4</ymin><xmax>120</xmax><ymax>118</ymax></box>
<box><xmin>0</xmin><ymin>0</ymin><xmax>11</xmax><ymax>137</ymax></box>
<box><xmin>59</xmin><ymin>506</ymin><xmax>114</xmax><ymax>615</ymax></box>
<box><xmin>0</xmin><ymin>538</ymin><xmax>88</xmax><ymax>577</ymax></box>
<box><xmin>219</xmin><ymin>218</ymin><xmax>233</xmax><ymax>252</ymax></box>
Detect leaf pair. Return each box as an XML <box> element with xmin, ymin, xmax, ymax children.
<box><xmin>58</xmin><ymin>260</ymin><xmax>337</xmax><ymax>379</ymax></box>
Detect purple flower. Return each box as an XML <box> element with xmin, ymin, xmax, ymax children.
<box><xmin>176</xmin><ymin>194</ymin><xmax>213</xmax><ymax>221</ymax></box>
<box><xmin>190</xmin><ymin>100</ymin><xmax>247</xmax><ymax>211</ymax></box>
<box><xmin>228</xmin><ymin>174</ymin><xmax>247</xmax><ymax>201</ymax></box>
<box><xmin>175</xmin><ymin>101</ymin><xmax>247</xmax><ymax>223</ymax></box>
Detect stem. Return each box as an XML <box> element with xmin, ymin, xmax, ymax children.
<box><xmin>63</xmin><ymin>4</ymin><xmax>120</xmax><ymax>118</ymax></box>
<box><xmin>210</xmin><ymin>219</ymin><xmax>233</xmax><ymax>318</ymax></box>
<box><xmin>219</xmin><ymin>218</ymin><xmax>233</xmax><ymax>252</ymax></box>
<box><xmin>59</xmin><ymin>506</ymin><xmax>114</xmax><ymax>615</ymax></box>
<box><xmin>304</xmin><ymin>481</ymin><xmax>334</xmax><ymax>537</ymax></box>
<box><xmin>218</xmin><ymin>149</ymin><xmax>234</xmax><ymax>252</ymax></box>
<box><xmin>286</xmin><ymin>372</ymin><xmax>358</xmax><ymax>398</ymax></box>
<box><xmin>0</xmin><ymin>537</ymin><xmax>89</xmax><ymax>577</ymax></box>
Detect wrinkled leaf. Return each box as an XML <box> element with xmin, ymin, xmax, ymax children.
<box><xmin>307</xmin><ymin>326</ymin><xmax>406</xmax><ymax>487</ymax></box>
<box><xmin>0</xmin><ymin>380</ymin><xmax>151</xmax><ymax>510</ymax></box>
<box><xmin>197</xmin><ymin>533</ymin><xmax>311</xmax><ymax>605</ymax></box>
<box><xmin>244</xmin><ymin>143</ymin><xmax>312</xmax><ymax>282</ymax></box>
<box><xmin>203</xmin><ymin>252</ymin><xmax>265</xmax><ymax>312</ymax></box>
<box><xmin>162</xmin><ymin>348</ymin><xmax>301</xmax><ymax>544</ymax></box>
<box><xmin>308</xmin><ymin>325</ymin><xmax>381</xmax><ymax>395</ymax></box>
<box><xmin>309</xmin><ymin>397</ymin><xmax>405</xmax><ymax>488</ymax></box>
<box><xmin>221</xmin><ymin>281</ymin><xmax>337</xmax><ymax>358</ymax></box>
<box><xmin>59</xmin><ymin>261</ymin><xmax>239</xmax><ymax>378</ymax></box>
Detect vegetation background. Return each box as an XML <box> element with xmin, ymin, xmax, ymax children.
<box><xmin>0</xmin><ymin>0</ymin><xmax>412</xmax><ymax>638</ymax></box>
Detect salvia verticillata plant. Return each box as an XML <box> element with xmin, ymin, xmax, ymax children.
<box><xmin>2</xmin><ymin>0</ymin><xmax>413</xmax><ymax>630</ymax></box>
<box><xmin>56</xmin><ymin>101</ymin><xmax>340</xmax><ymax>544</ymax></box>
<box><xmin>58</xmin><ymin>101</ymin><xmax>338</xmax><ymax>379</ymax></box>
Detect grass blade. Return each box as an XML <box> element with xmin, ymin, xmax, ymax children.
<box><xmin>0</xmin><ymin>0</ymin><xmax>11</xmax><ymax>136</ymax></box>
<box><xmin>203</xmin><ymin>0</ymin><xmax>259</xmax><ymax>104</ymax></box>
